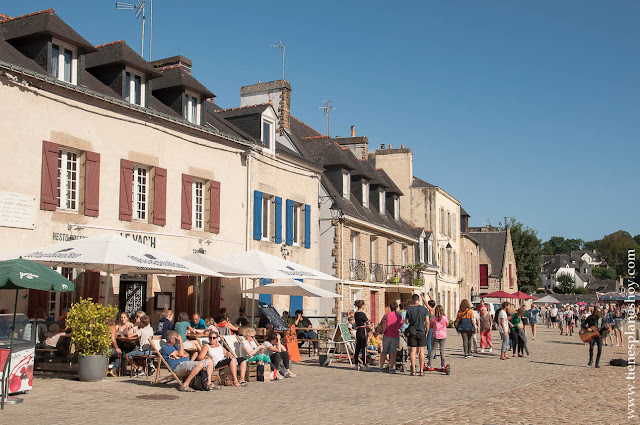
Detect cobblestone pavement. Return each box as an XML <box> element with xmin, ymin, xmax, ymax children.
<box><xmin>2</xmin><ymin>326</ymin><xmax>631</xmax><ymax>425</ymax></box>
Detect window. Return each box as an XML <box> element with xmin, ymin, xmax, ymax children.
<box><xmin>440</xmin><ymin>208</ymin><xmax>444</xmax><ymax>234</ymax></box>
<box><xmin>48</xmin><ymin>267</ymin><xmax>77</xmax><ymax>318</ymax></box>
<box><xmin>401</xmin><ymin>245</ymin><xmax>406</xmax><ymax>266</ymax></box>
<box><xmin>132</xmin><ymin>165</ymin><xmax>149</xmax><ymax>221</ymax></box>
<box><xmin>342</xmin><ymin>171</ymin><xmax>350</xmax><ymax>199</ymax></box>
<box><xmin>51</xmin><ymin>40</ymin><xmax>76</xmax><ymax>84</ymax></box>
<box><xmin>370</xmin><ymin>238</ymin><xmax>376</xmax><ymax>263</ymax></box>
<box><xmin>192</xmin><ymin>180</ymin><xmax>205</xmax><ymax>230</ymax></box>
<box><xmin>362</xmin><ymin>181</ymin><xmax>369</xmax><ymax>208</ymax></box>
<box><xmin>428</xmin><ymin>240</ymin><xmax>434</xmax><ymax>265</ymax></box>
<box><xmin>452</xmin><ymin>214</ymin><xmax>456</xmax><ymax>240</ymax></box>
<box><xmin>293</xmin><ymin>204</ymin><xmax>301</xmax><ymax>246</ymax></box>
<box><xmin>262</xmin><ymin>118</ymin><xmax>275</xmax><ymax>151</ymax></box>
<box><xmin>125</xmin><ymin>70</ymin><xmax>145</xmax><ymax>106</ymax></box>
<box><xmin>379</xmin><ymin>190</ymin><xmax>385</xmax><ymax>215</ymax></box>
<box><xmin>57</xmin><ymin>148</ymin><xmax>79</xmax><ymax>211</ymax></box>
<box><xmin>394</xmin><ymin>197</ymin><xmax>400</xmax><ymax>220</ymax></box>
<box><xmin>262</xmin><ymin>195</ymin><xmax>272</xmax><ymax>241</ymax></box>
<box><xmin>387</xmin><ymin>242</ymin><xmax>392</xmax><ymax>265</ymax></box>
<box><xmin>351</xmin><ymin>233</ymin><xmax>358</xmax><ymax>259</ymax></box>
<box><xmin>183</xmin><ymin>92</ymin><xmax>200</xmax><ymax>124</ymax></box>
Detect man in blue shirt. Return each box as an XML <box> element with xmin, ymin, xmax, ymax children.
<box><xmin>160</xmin><ymin>331</ymin><xmax>213</xmax><ymax>391</ymax></box>
<box><xmin>190</xmin><ymin>312</ymin><xmax>206</xmax><ymax>330</ymax></box>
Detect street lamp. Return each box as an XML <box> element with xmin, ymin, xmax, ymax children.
<box><xmin>329</xmin><ymin>202</ymin><xmax>343</xmax><ymax>219</ymax></box>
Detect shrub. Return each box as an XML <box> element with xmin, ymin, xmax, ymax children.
<box><xmin>66</xmin><ymin>298</ymin><xmax>118</xmax><ymax>356</ymax></box>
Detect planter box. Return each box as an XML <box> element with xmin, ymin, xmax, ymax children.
<box><xmin>413</xmin><ymin>279</ymin><xmax>423</xmax><ymax>286</ymax></box>
<box><xmin>390</xmin><ymin>277</ymin><xmax>400</xmax><ymax>284</ymax></box>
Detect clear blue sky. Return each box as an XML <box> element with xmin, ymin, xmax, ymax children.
<box><xmin>2</xmin><ymin>1</ymin><xmax>638</xmax><ymax>243</ymax></box>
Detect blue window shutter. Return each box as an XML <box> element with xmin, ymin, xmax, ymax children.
<box><xmin>253</xmin><ymin>191</ymin><xmax>262</xmax><ymax>240</ymax></box>
<box><xmin>274</xmin><ymin>196</ymin><xmax>282</xmax><ymax>243</ymax></box>
<box><xmin>304</xmin><ymin>204</ymin><xmax>311</xmax><ymax>249</ymax></box>
<box><xmin>290</xmin><ymin>278</ymin><xmax>303</xmax><ymax>314</ymax></box>
<box><xmin>258</xmin><ymin>278</ymin><xmax>272</xmax><ymax>305</ymax></box>
<box><xmin>285</xmin><ymin>199</ymin><xmax>294</xmax><ymax>245</ymax></box>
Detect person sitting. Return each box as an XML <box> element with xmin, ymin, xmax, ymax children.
<box><xmin>294</xmin><ymin>310</ymin><xmax>317</xmax><ymax>348</ymax></box>
<box><xmin>160</xmin><ymin>331</ymin><xmax>215</xmax><ymax>392</ymax></box>
<box><xmin>155</xmin><ymin>308</ymin><xmax>174</xmax><ymax>339</ymax></box>
<box><xmin>107</xmin><ymin>317</ymin><xmax>123</xmax><ymax>376</ymax></box>
<box><xmin>258</xmin><ymin>312</ymin><xmax>272</xmax><ymax>329</ymax></box>
<box><xmin>241</xmin><ymin>328</ymin><xmax>272</xmax><ymax>363</ymax></box>
<box><xmin>126</xmin><ymin>315</ymin><xmax>155</xmax><ymax>377</ymax></box>
<box><xmin>132</xmin><ymin>310</ymin><xmax>145</xmax><ymax>330</ymax></box>
<box><xmin>174</xmin><ymin>312</ymin><xmax>202</xmax><ymax>357</ymax></box>
<box><xmin>214</xmin><ymin>307</ymin><xmax>227</xmax><ymax>323</ymax></box>
<box><xmin>232</xmin><ymin>307</ymin><xmax>249</xmax><ymax>326</ymax></box>
<box><xmin>197</xmin><ymin>329</ymin><xmax>247</xmax><ymax>387</ymax></box>
<box><xmin>116</xmin><ymin>312</ymin><xmax>134</xmax><ymax>336</ymax></box>
<box><xmin>263</xmin><ymin>332</ymin><xmax>296</xmax><ymax>379</ymax></box>
<box><xmin>366</xmin><ymin>330</ymin><xmax>382</xmax><ymax>365</ymax></box>
<box><xmin>204</xmin><ymin>317</ymin><xmax>219</xmax><ymax>333</ymax></box>
<box><xmin>348</xmin><ymin>316</ymin><xmax>357</xmax><ymax>340</ymax></box>
<box><xmin>44</xmin><ymin>324</ymin><xmax>65</xmax><ymax>349</ymax></box>
<box><xmin>190</xmin><ymin>312</ymin><xmax>206</xmax><ymax>331</ymax></box>
<box><xmin>217</xmin><ymin>312</ymin><xmax>239</xmax><ymax>334</ymax></box>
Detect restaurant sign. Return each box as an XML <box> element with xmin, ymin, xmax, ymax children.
<box><xmin>0</xmin><ymin>190</ymin><xmax>36</xmax><ymax>230</ymax></box>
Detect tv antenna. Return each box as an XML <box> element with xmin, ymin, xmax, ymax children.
<box><xmin>116</xmin><ymin>0</ymin><xmax>153</xmax><ymax>60</ymax></box>
<box><xmin>318</xmin><ymin>100</ymin><xmax>335</xmax><ymax>137</ymax></box>
<box><xmin>269</xmin><ymin>40</ymin><xmax>285</xmax><ymax>81</ymax></box>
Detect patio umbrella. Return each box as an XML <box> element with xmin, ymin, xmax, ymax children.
<box><xmin>181</xmin><ymin>253</ymin><xmax>261</xmax><ymax>277</ymax></box>
<box><xmin>480</xmin><ymin>290</ymin><xmax>519</xmax><ymax>299</ymax></box>
<box><xmin>513</xmin><ymin>291</ymin><xmax>537</xmax><ymax>300</ymax></box>
<box><xmin>241</xmin><ymin>279</ymin><xmax>341</xmax><ymax>298</ymax></box>
<box><xmin>533</xmin><ymin>295</ymin><xmax>560</xmax><ymax>304</ymax></box>
<box><xmin>0</xmin><ymin>258</ymin><xmax>74</xmax><ymax>408</ymax></box>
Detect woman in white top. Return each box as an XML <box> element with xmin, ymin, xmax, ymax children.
<box><xmin>197</xmin><ymin>329</ymin><xmax>247</xmax><ymax>387</ymax></box>
<box><xmin>242</xmin><ymin>328</ymin><xmax>272</xmax><ymax>363</ymax></box>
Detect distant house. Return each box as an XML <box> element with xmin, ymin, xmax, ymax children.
<box><xmin>570</xmin><ymin>250</ymin><xmax>605</xmax><ymax>267</ymax></box>
<box><xmin>468</xmin><ymin>228</ymin><xmax>518</xmax><ymax>296</ymax></box>
<box><xmin>540</xmin><ymin>253</ymin><xmax>595</xmax><ymax>290</ymax></box>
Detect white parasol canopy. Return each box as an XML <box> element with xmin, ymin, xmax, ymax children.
<box><xmin>181</xmin><ymin>253</ymin><xmax>262</xmax><ymax>278</ymax></box>
<box><xmin>220</xmin><ymin>250</ymin><xmax>339</xmax><ymax>281</ymax></box>
<box><xmin>534</xmin><ymin>295</ymin><xmax>560</xmax><ymax>304</ymax></box>
<box><xmin>241</xmin><ymin>279</ymin><xmax>341</xmax><ymax>298</ymax></box>
<box><xmin>1</xmin><ymin>233</ymin><xmax>221</xmax><ymax>276</ymax></box>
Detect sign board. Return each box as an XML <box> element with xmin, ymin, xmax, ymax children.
<box><xmin>258</xmin><ymin>305</ymin><xmax>290</xmax><ymax>332</ymax></box>
<box><xmin>0</xmin><ymin>190</ymin><xmax>35</xmax><ymax>230</ymax></box>
<box><xmin>337</xmin><ymin>323</ymin><xmax>354</xmax><ymax>342</ymax></box>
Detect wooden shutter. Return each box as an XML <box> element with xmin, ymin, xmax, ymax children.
<box><xmin>304</xmin><ymin>203</ymin><xmax>311</xmax><ymax>249</ymax></box>
<box><xmin>27</xmin><ymin>289</ymin><xmax>49</xmax><ymax>318</ymax></box>
<box><xmin>181</xmin><ymin>174</ymin><xmax>192</xmax><ymax>230</ymax></box>
<box><xmin>253</xmin><ymin>191</ymin><xmax>262</xmax><ymax>240</ymax></box>
<box><xmin>209</xmin><ymin>277</ymin><xmax>222</xmax><ymax>318</ymax></box>
<box><xmin>209</xmin><ymin>180</ymin><xmax>221</xmax><ymax>234</ymax></box>
<box><xmin>153</xmin><ymin>167</ymin><xmax>167</xmax><ymax>226</ymax></box>
<box><xmin>285</xmin><ymin>199</ymin><xmax>294</xmax><ymax>245</ymax></box>
<box><xmin>84</xmin><ymin>151</ymin><xmax>100</xmax><ymax>217</ymax></box>
<box><xmin>119</xmin><ymin>159</ymin><xmax>133</xmax><ymax>221</ymax></box>
<box><xmin>274</xmin><ymin>196</ymin><xmax>282</xmax><ymax>243</ymax></box>
<box><xmin>40</xmin><ymin>141</ymin><xmax>59</xmax><ymax>211</ymax></box>
<box><xmin>84</xmin><ymin>270</ymin><xmax>101</xmax><ymax>302</ymax></box>
<box><xmin>480</xmin><ymin>265</ymin><xmax>488</xmax><ymax>287</ymax></box>
<box><xmin>175</xmin><ymin>276</ymin><xmax>189</xmax><ymax>315</ymax></box>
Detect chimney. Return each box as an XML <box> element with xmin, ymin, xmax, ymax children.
<box><xmin>150</xmin><ymin>55</ymin><xmax>192</xmax><ymax>74</ymax></box>
<box><xmin>380</xmin><ymin>144</ymin><xmax>385</xmax><ymax>149</ymax></box>
<box><xmin>401</xmin><ymin>144</ymin><xmax>405</xmax><ymax>149</ymax></box>
<box><xmin>351</xmin><ymin>125</ymin><xmax>356</xmax><ymax>137</ymax></box>
<box><xmin>240</xmin><ymin>80</ymin><xmax>292</xmax><ymax>133</ymax></box>
<box><xmin>388</xmin><ymin>144</ymin><xmax>392</xmax><ymax>149</ymax></box>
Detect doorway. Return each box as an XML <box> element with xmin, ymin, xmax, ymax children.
<box><xmin>119</xmin><ymin>274</ymin><xmax>147</xmax><ymax>315</ymax></box>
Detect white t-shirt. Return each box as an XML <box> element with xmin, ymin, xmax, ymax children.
<box><xmin>136</xmin><ymin>325</ymin><xmax>154</xmax><ymax>351</ymax></box>
<box><xmin>550</xmin><ymin>308</ymin><xmax>558</xmax><ymax>317</ymax></box>
<box><xmin>263</xmin><ymin>340</ymin><xmax>278</xmax><ymax>354</ymax></box>
<box><xmin>498</xmin><ymin>310</ymin><xmax>509</xmax><ymax>333</ymax></box>
<box><xmin>242</xmin><ymin>339</ymin><xmax>261</xmax><ymax>357</ymax></box>
<box><xmin>207</xmin><ymin>344</ymin><xmax>225</xmax><ymax>365</ymax></box>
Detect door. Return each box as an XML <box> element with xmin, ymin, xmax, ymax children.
<box><xmin>290</xmin><ymin>279</ymin><xmax>303</xmax><ymax>314</ymax></box>
<box><xmin>370</xmin><ymin>291</ymin><xmax>377</xmax><ymax>322</ymax></box>
<box><xmin>119</xmin><ymin>275</ymin><xmax>147</xmax><ymax>315</ymax></box>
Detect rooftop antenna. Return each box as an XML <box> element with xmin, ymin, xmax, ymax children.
<box><xmin>269</xmin><ymin>40</ymin><xmax>285</xmax><ymax>81</ymax></box>
<box><xmin>318</xmin><ymin>100</ymin><xmax>335</xmax><ymax>137</ymax></box>
<box><xmin>116</xmin><ymin>0</ymin><xmax>146</xmax><ymax>58</ymax></box>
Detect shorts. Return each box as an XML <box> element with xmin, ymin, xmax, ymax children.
<box><xmin>381</xmin><ymin>335</ymin><xmax>399</xmax><ymax>355</ymax></box>
<box><xmin>215</xmin><ymin>356</ymin><xmax>246</xmax><ymax>369</ymax></box>
<box><xmin>407</xmin><ymin>332</ymin><xmax>427</xmax><ymax>348</ymax></box>
<box><xmin>174</xmin><ymin>359</ymin><xmax>208</xmax><ymax>373</ymax></box>
<box><xmin>550</xmin><ymin>316</ymin><xmax>557</xmax><ymax>323</ymax></box>
<box><xmin>182</xmin><ymin>340</ymin><xmax>197</xmax><ymax>350</ymax></box>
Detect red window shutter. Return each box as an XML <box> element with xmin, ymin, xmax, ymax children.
<box><xmin>84</xmin><ymin>151</ymin><xmax>100</xmax><ymax>217</ymax></box>
<box><xmin>27</xmin><ymin>289</ymin><xmax>49</xmax><ymax>318</ymax></box>
<box><xmin>84</xmin><ymin>270</ymin><xmax>101</xmax><ymax>302</ymax></box>
<box><xmin>154</xmin><ymin>167</ymin><xmax>167</xmax><ymax>226</ymax></box>
<box><xmin>40</xmin><ymin>141</ymin><xmax>59</xmax><ymax>211</ymax></box>
<box><xmin>175</xmin><ymin>276</ymin><xmax>189</xmax><ymax>315</ymax></box>
<box><xmin>209</xmin><ymin>180</ymin><xmax>221</xmax><ymax>234</ymax></box>
<box><xmin>480</xmin><ymin>265</ymin><xmax>488</xmax><ymax>287</ymax></box>
<box><xmin>181</xmin><ymin>174</ymin><xmax>192</xmax><ymax>229</ymax></box>
<box><xmin>119</xmin><ymin>159</ymin><xmax>133</xmax><ymax>221</ymax></box>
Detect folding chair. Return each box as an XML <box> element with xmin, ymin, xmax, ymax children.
<box><xmin>149</xmin><ymin>338</ymin><xmax>190</xmax><ymax>385</ymax></box>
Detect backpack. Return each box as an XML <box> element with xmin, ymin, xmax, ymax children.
<box><xmin>493</xmin><ymin>308</ymin><xmax>501</xmax><ymax>326</ymax></box>
<box><xmin>188</xmin><ymin>368</ymin><xmax>210</xmax><ymax>391</ymax></box>
<box><xmin>610</xmin><ymin>358</ymin><xmax>628</xmax><ymax>367</ymax></box>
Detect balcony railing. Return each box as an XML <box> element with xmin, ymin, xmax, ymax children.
<box><xmin>386</xmin><ymin>265</ymin><xmax>424</xmax><ymax>286</ymax></box>
<box><xmin>349</xmin><ymin>259</ymin><xmax>367</xmax><ymax>281</ymax></box>
<box><xmin>369</xmin><ymin>263</ymin><xmax>385</xmax><ymax>283</ymax></box>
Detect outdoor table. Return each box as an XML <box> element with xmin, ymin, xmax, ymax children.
<box><xmin>187</xmin><ymin>333</ymin><xmax>207</xmax><ymax>340</ymax></box>
<box><xmin>115</xmin><ymin>336</ymin><xmax>138</xmax><ymax>376</ymax></box>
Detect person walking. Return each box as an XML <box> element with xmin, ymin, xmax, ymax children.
<box><xmin>549</xmin><ymin>304</ymin><xmax>558</xmax><ymax>328</ymax></box>
<box><xmin>455</xmin><ymin>299</ymin><xmax>477</xmax><ymax>359</ymax></box>
<box><xmin>378</xmin><ymin>302</ymin><xmax>403</xmax><ymax>374</ymax></box>
<box><xmin>353</xmin><ymin>300</ymin><xmax>371</xmax><ymax>371</ymax></box>
<box><xmin>514</xmin><ymin>308</ymin><xmax>530</xmax><ymax>357</ymax></box>
<box><xmin>528</xmin><ymin>305</ymin><xmax>540</xmax><ymax>340</ymax></box>
<box><xmin>405</xmin><ymin>294</ymin><xmax>429</xmax><ymax>375</ymax></box>
<box><xmin>427</xmin><ymin>305</ymin><xmax>448</xmax><ymax>370</ymax></box>
<box><xmin>471</xmin><ymin>308</ymin><xmax>481</xmax><ymax>354</ymax></box>
<box><xmin>479</xmin><ymin>306</ymin><xmax>493</xmax><ymax>353</ymax></box>
<box><xmin>498</xmin><ymin>301</ymin><xmax>511</xmax><ymax>360</ymax></box>
<box><xmin>583</xmin><ymin>307</ymin><xmax>607</xmax><ymax>368</ymax></box>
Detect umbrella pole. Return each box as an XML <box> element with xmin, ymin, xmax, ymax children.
<box><xmin>251</xmin><ymin>279</ymin><xmax>256</xmax><ymax>326</ymax></box>
<box><xmin>2</xmin><ymin>289</ymin><xmax>24</xmax><ymax>408</ymax></box>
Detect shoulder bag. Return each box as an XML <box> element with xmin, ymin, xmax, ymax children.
<box><xmin>456</xmin><ymin>309</ymin><xmax>474</xmax><ymax>331</ymax></box>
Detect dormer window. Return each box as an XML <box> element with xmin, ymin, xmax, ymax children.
<box><xmin>379</xmin><ymin>190</ymin><xmax>385</xmax><ymax>215</ymax></box>
<box><xmin>183</xmin><ymin>91</ymin><xmax>200</xmax><ymax>124</ymax></box>
<box><xmin>342</xmin><ymin>171</ymin><xmax>350</xmax><ymax>199</ymax></box>
<box><xmin>262</xmin><ymin>118</ymin><xmax>275</xmax><ymax>152</ymax></box>
<box><xmin>125</xmin><ymin>69</ymin><xmax>145</xmax><ymax>106</ymax></box>
<box><xmin>51</xmin><ymin>40</ymin><xmax>77</xmax><ymax>84</ymax></box>
<box><xmin>362</xmin><ymin>181</ymin><xmax>369</xmax><ymax>208</ymax></box>
<box><xmin>394</xmin><ymin>196</ymin><xmax>400</xmax><ymax>220</ymax></box>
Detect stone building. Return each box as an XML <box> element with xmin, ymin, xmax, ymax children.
<box><xmin>468</xmin><ymin>227</ymin><xmax>518</xmax><ymax>296</ymax></box>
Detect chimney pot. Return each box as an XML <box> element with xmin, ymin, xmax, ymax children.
<box><xmin>351</xmin><ymin>125</ymin><xmax>356</xmax><ymax>137</ymax></box>
<box><xmin>401</xmin><ymin>144</ymin><xmax>405</xmax><ymax>149</ymax></box>
<box><xmin>388</xmin><ymin>144</ymin><xmax>392</xmax><ymax>149</ymax></box>
<box><xmin>380</xmin><ymin>144</ymin><xmax>385</xmax><ymax>149</ymax></box>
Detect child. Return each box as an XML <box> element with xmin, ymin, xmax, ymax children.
<box><xmin>204</xmin><ymin>317</ymin><xmax>219</xmax><ymax>333</ymax></box>
<box><xmin>126</xmin><ymin>315</ymin><xmax>155</xmax><ymax>377</ymax></box>
<box><xmin>44</xmin><ymin>324</ymin><xmax>65</xmax><ymax>349</ymax></box>
<box><xmin>427</xmin><ymin>305</ymin><xmax>448</xmax><ymax>370</ymax></box>
<box><xmin>347</xmin><ymin>316</ymin><xmax>357</xmax><ymax>340</ymax></box>
<box><xmin>366</xmin><ymin>330</ymin><xmax>382</xmax><ymax>365</ymax></box>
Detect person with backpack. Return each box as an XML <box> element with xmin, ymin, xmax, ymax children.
<box><xmin>378</xmin><ymin>301</ymin><xmax>403</xmax><ymax>374</ymax></box>
<box><xmin>455</xmin><ymin>299</ymin><xmax>477</xmax><ymax>359</ymax></box>
<box><xmin>404</xmin><ymin>294</ymin><xmax>429</xmax><ymax>375</ymax></box>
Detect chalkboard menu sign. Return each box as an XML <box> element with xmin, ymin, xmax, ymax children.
<box><xmin>258</xmin><ymin>305</ymin><xmax>289</xmax><ymax>332</ymax></box>
<box><xmin>338</xmin><ymin>323</ymin><xmax>354</xmax><ymax>342</ymax></box>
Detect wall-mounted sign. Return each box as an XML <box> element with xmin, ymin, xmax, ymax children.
<box><xmin>120</xmin><ymin>232</ymin><xmax>157</xmax><ymax>248</ymax></box>
<box><xmin>52</xmin><ymin>232</ymin><xmax>87</xmax><ymax>242</ymax></box>
<box><xmin>0</xmin><ymin>190</ymin><xmax>36</xmax><ymax>230</ymax></box>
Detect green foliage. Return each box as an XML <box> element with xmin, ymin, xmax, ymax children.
<box><xmin>584</xmin><ymin>240</ymin><xmax>600</xmax><ymax>251</ymax></box>
<box><xmin>499</xmin><ymin>217</ymin><xmax>541</xmax><ymax>295</ymax></box>
<box><xmin>541</xmin><ymin>236</ymin><xmax>584</xmax><ymax>255</ymax></box>
<box><xmin>635</xmin><ymin>235</ymin><xmax>640</xmax><ymax>247</ymax></box>
<box><xmin>574</xmin><ymin>287</ymin><xmax>588</xmax><ymax>294</ymax></box>
<box><xmin>592</xmin><ymin>266</ymin><xmax>617</xmax><ymax>280</ymax></box>
<box><xmin>66</xmin><ymin>298</ymin><xmax>118</xmax><ymax>356</ymax></box>
<box><xmin>555</xmin><ymin>274</ymin><xmax>576</xmax><ymax>294</ymax></box>
<box><xmin>535</xmin><ymin>288</ymin><xmax>547</xmax><ymax>294</ymax></box>
<box><xmin>598</xmin><ymin>230</ymin><xmax>640</xmax><ymax>277</ymax></box>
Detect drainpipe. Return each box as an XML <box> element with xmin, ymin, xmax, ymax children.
<box><xmin>245</xmin><ymin>152</ymin><xmax>255</xmax><ymax>324</ymax></box>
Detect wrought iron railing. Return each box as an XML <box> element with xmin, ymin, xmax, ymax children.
<box><xmin>386</xmin><ymin>265</ymin><xmax>423</xmax><ymax>286</ymax></box>
<box><xmin>369</xmin><ymin>263</ymin><xmax>385</xmax><ymax>283</ymax></box>
<box><xmin>349</xmin><ymin>259</ymin><xmax>367</xmax><ymax>281</ymax></box>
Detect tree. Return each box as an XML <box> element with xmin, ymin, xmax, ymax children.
<box><xmin>542</xmin><ymin>236</ymin><xmax>584</xmax><ymax>255</ymax></box>
<box><xmin>592</xmin><ymin>266</ymin><xmax>617</xmax><ymax>280</ymax></box>
<box><xmin>499</xmin><ymin>217</ymin><xmax>542</xmax><ymax>295</ymax></box>
<box><xmin>598</xmin><ymin>230</ymin><xmax>640</xmax><ymax>276</ymax></box>
<box><xmin>635</xmin><ymin>234</ymin><xmax>640</xmax><ymax>247</ymax></box>
<box><xmin>556</xmin><ymin>273</ymin><xmax>576</xmax><ymax>294</ymax></box>
<box><xmin>584</xmin><ymin>240</ymin><xmax>600</xmax><ymax>251</ymax></box>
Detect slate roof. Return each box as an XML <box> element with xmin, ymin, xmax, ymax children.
<box><xmin>83</xmin><ymin>72</ymin><xmax>121</xmax><ymax>98</ymax></box>
<box><xmin>300</xmin><ymin>137</ymin><xmax>361</xmax><ymax>170</ymax></box>
<box><xmin>151</xmin><ymin>65</ymin><xmax>214</xmax><ymax>98</ymax></box>
<box><xmin>0</xmin><ymin>32</ymin><xmax>42</xmax><ymax>72</ymax></box>
<box><xmin>470</xmin><ymin>231</ymin><xmax>507</xmax><ymax>277</ymax></box>
<box><xmin>460</xmin><ymin>207</ymin><xmax>469</xmax><ymax>217</ymax></box>
<box><xmin>0</xmin><ymin>9</ymin><xmax>96</xmax><ymax>52</ymax></box>
<box><xmin>204</xmin><ymin>102</ymin><xmax>257</xmax><ymax>142</ymax></box>
<box><xmin>86</xmin><ymin>40</ymin><xmax>161</xmax><ymax>77</ymax></box>
<box><xmin>412</xmin><ymin>176</ymin><xmax>436</xmax><ymax>188</ymax></box>
<box><xmin>216</xmin><ymin>103</ymin><xmax>271</xmax><ymax>119</ymax></box>
<box><xmin>586</xmin><ymin>279</ymin><xmax>618</xmax><ymax>293</ymax></box>
<box><xmin>334</xmin><ymin>136</ymin><xmax>368</xmax><ymax>145</ymax></box>
<box><xmin>290</xmin><ymin>115</ymin><xmax>323</xmax><ymax>139</ymax></box>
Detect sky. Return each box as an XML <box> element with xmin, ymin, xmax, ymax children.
<box><xmin>2</xmin><ymin>1</ymin><xmax>638</xmax><ymax>243</ymax></box>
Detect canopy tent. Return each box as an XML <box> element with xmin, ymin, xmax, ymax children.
<box><xmin>480</xmin><ymin>290</ymin><xmax>519</xmax><ymax>299</ymax></box>
<box><xmin>241</xmin><ymin>279</ymin><xmax>341</xmax><ymax>298</ymax></box>
<box><xmin>533</xmin><ymin>295</ymin><xmax>560</xmax><ymax>304</ymax></box>
<box><xmin>181</xmin><ymin>253</ymin><xmax>261</xmax><ymax>278</ymax></box>
<box><xmin>0</xmin><ymin>258</ymin><xmax>75</xmax><ymax>408</ymax></box>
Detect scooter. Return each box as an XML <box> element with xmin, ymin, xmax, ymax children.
<box><xmin>423</xmin><ymin>363</ymin><xmax>451</xmax><ymax>375</ymax></box>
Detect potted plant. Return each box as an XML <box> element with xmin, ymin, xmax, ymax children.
<box><xmin>407</xmin><ymin>263</ymin><xmax>427</xmax><ymax>286</ymax></box>
<box><xmin>66</xmin><ymin>298</ymin><xmax>118</xmax><ymax>382</ymax></box>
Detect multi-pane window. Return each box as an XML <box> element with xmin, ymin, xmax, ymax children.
<box><xmin>51</xmin><ymin>42</ymin><xmax>76</xmax><ymax>84</ymax></box>
<box><xmin>379</xmin><ymin>190</ymin><xmax>385</xmax><ymax>215</ymax></box>
<box><xmin>342</xmin><ymin>171</ymin><xmax>350</xmax><ymax>199</ymax></box>
<box><xmin>48</xmin><ymin>267</ymin><xmax>76</xmax><ymax>319</ymax></box>
<box><xmin>262</xmin><ymin>119</ymin><xmax>274</xmax><ymax>150</ymax></box>
<box><xmin>125</xmin><ymin>71</ymin><xmax>144</xmax><ymax>106</ymax></box>
<box><xmin>192</xmin><ymin>180</ymin><xmax>205</xmax><ymax>230</ymax></box>
<box><xmin>428</xmin><ymin>240</ymin><xmax>433</xmax><ymax>265</ymax></box>
<box><xmin>57</xmin><ymin>149</ymin><xmax>78</xmax><ymax>210</ymax></box>
<box><xmin>183</xmin><ymin>92</ymin><xmax>200</xmax><ymax>124</ymax></box>
<box><xmin>293</xmin><ymin>204</ymin><xmax>301</xmax><ymax>245</ymax></box>
<box><xmin>362</xmin><ymin>181</ymin><xmax>369</xmax><ymax>208</ymax></box>
<box><xmin>261</xmin><ymin>195</ymin><xmax>271</xmax><ymax>241</ymax></box>
<box><xmin>132</xmin><ymin>166</ymin><xmax>148</xmax><ymax>220</ymax></box>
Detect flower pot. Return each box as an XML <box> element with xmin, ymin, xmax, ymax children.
<box><xmin>391</xmin><ymin>277</ymin><xmax>400</xmax><ymax>284</ymax></box>
<box><xmin>78</xmin><ymin>354</ymin><xmax>107</xmax><ymax>382</ymax></box>
<box><xmin>413</xmin><ymin>279</ymin><xmax>423</xmax><ymax>286</ymax></box>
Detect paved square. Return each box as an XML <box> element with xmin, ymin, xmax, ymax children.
<box><xmin>2</xmin><ymin>327</ymin><xmax>630</xmax><ymax>424</ymax></box>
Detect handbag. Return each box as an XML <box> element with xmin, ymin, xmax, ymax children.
<box><xmin>375</xmin><ymin>314</ymin><xmax>388</xmax><ymax>334</ymax></box>
<box><xmin>456</xmin><ymin>309</ymin><xmax>474</xmax><ymax>331</ymax></box>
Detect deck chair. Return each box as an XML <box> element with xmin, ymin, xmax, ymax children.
<box><xmin>149</xmin><ymin>338</ymin><xmax>190</xmax><ymax>385</ymax></box>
